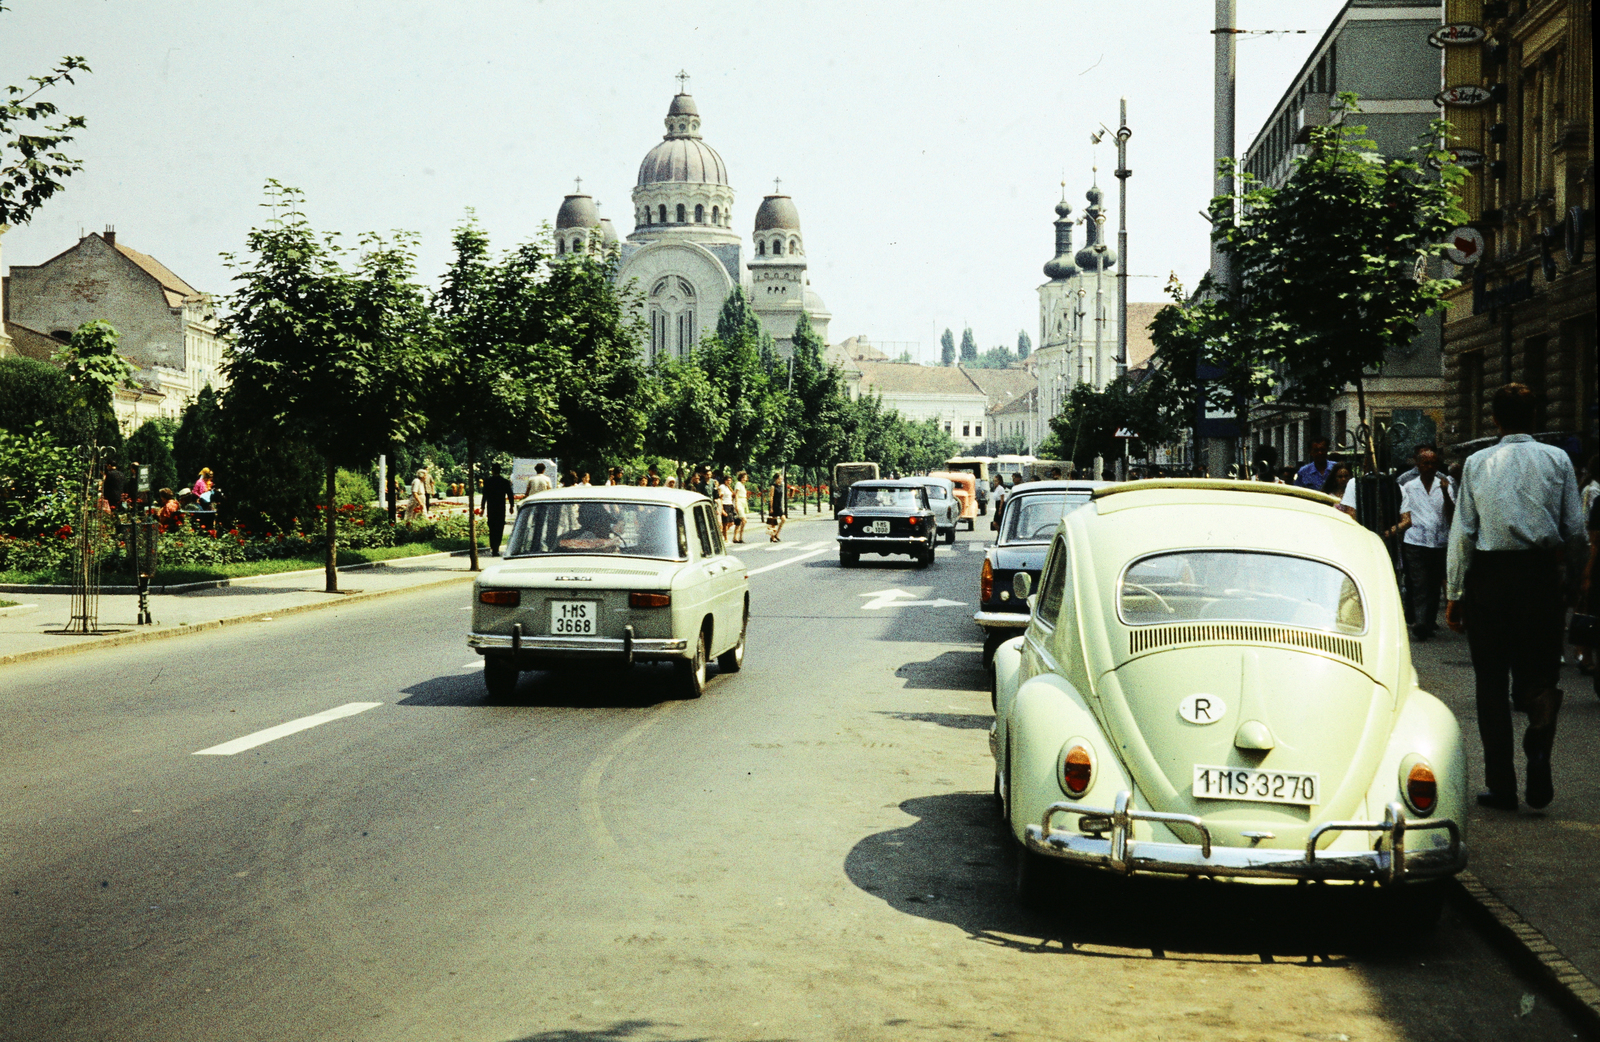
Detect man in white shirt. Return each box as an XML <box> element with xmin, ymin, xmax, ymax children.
<box><xmin>1386</xmin><ymin>447</ymin><xmax>1452</xmax><ymax>640</ymax></box>
<box><xmin>524</xmin><ymin>462</ymin><xmax>553</xmax><ymax>497</ymax></box>
<box><xmin>1446</xmin><ymin>383</ymin><xmax>1587</xmax><ymax>811</ymax></box>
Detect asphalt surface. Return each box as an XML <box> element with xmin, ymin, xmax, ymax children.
<box><xmin>0</xmin><ymin>521</ymin><xmax>1587</xmax><ymax>1041</ymax></box>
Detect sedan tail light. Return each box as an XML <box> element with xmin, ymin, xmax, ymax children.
<box><xmin>1405</xmin><ymin>761</ymin><xmax>1437</xmax><ymax>816</ymax></box>
<box><xmin>1062</xmin><ymin>743</ymin><xmax>1093</xmax><ymax>797</ymax></box>
<box><xmin>980</xmin><ymin>557</ymin><xmax>993</xmax><ymax>602</ymax></box>
<box><xmin>840</xmin><ymin>514</ymin><xmax>854</xmax><ymax>525</ymax></box>
<box><xmin>629</xmin><ymin>591</ymin><xmax>671</xmax><ymax>608</ymax></box>
<box><xmin>479</xmin><ymin>589</ymin><xmax>520</xmax><ymax>606</ymax></box>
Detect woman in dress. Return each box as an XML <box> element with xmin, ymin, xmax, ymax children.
<box><xmin>732</xmin><ymin>470</ymin><xmax>749</xmax><ymax>543</ymax></box>
<box><xmin>717</xmin><ymin>473</ymin><xmax>737</xmax><ymax>542</ymax></box>
<box><xmin>766</xmin><ymin>471</ymin><xmax>787</xmax><ymax>542</ymax></box>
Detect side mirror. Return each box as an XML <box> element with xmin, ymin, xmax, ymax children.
<box><xmin>1012</xmin><ymin>572</ymin><xmax>1032</xmax><ymax>601</ymax></box>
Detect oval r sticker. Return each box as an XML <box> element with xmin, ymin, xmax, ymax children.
<box><xmin>1179</xmin><ymin>694</ymin><xmax>1226</xmax><ymax>725</ymax></box>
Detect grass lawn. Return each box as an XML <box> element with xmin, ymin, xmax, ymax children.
<box><xmin>0</xmin><ymin>537</ymin><xmax>485</xmax><ymax>587</ymax></box>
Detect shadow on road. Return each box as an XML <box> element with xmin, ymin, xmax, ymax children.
<box><xmin>499</xmin><ymin>1020</ymin><xmax>791</xmax><ymax>1042</ymax></box>
<box><xmin>397</xmin><ymin>664</ymin><xmax>689</xmax><ymax>709</ymax></box>
<box><xmin>845</xmin><ymin>791</ymin><xmax>1463</xmax><ymax>963</ymax></box>
<box><xmin>892</xmin><ymin>650</ymin><xmax>986</xmax><ymax>690</ymax></box>
<box><xmin>876</xmin><ymin>710</ymin><xmax>992</xmax><ymax>730</ymax></box>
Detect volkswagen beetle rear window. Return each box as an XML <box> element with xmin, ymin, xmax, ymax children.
<box><xmin>506</xmin><ymin>501</ymin><xmax>687</xmax><ymax>560</ymax></box>
<box><xmin>1117</xmin><ymin>551</ymin><xmax>1365</xmax><ymax>634</ymax></box>
<box><xmin>998</xmin><ymin>493</ymin><xmax>1091</xmax><ymax>545</ymax></box>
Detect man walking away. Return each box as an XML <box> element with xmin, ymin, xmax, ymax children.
<box><xmin>1388</xmin><ymin>447</ymin><xmax>1452</xmax><ymax>640</ymax></box>
<box><xmin>1446</xmin><ymin>384</ymin><xmax>1587</xmax><ymax>811</ymax></box>
<box><xmin>525</xmin><ymin>462</ymin><xmax>552</xmax><ymax>497</ymax></box>
<box><xmin>482</xmin><ymin>463</ymin><xmax>514</xmax><ymax>556</ymax></box>
<box><xmin>1295</xmin><ymin>438</ymin><xmax>1333</xmax><ymax>491</ymax></box>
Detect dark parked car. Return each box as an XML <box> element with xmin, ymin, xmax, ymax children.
<box><xmin>837</xmin><ymin>479</ymin><xmax>938</xmax><ymax>567</ymax></box>
<box><xmin>975</xmin><ymin>480</ymin><xmax>1107</xmax><ymax>663</ymax></box>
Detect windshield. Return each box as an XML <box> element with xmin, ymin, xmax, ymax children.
<box><xmin>1118</xmin><ymin>551</ymin><xmax>1365</xmax><ymax>634</ymax></box>
<box><xmin>847</xmin><ymin>486</ymin><xmax>926</xmax><ymax>510</ymax></box>
<box><xmin>999</xmin><ymin>493</ymin><xmax>1090</xmax><ymax>544</ymax></box>
<box><xmin>506</xmin><ymin>501</ymin><xmax>686</xmax><ymax>559</ymax></box>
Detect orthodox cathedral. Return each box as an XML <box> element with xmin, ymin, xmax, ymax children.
<box><xmin>552</xmin><ymin>79</ymin><xmax>832</xmax><ymax>361</ymax></box>
<box><xmin>1032</xmin><ymin>179</ymin><xmax>1120</xmax><ymax>419</ymax></box>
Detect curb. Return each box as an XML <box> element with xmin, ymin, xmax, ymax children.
<box><xmin>1449</xmin><ymin>871</ymin><xmax>1600</xmax><ymax>1033</ymax></box>
<box><xmin>0</xmin><ymin>573</ymin><xmax>474</xmax><ymax>669</ymax></box>
<box><xmin>0</xmin><ymin>548</ymin><xmax>474</xmax><ymax>596</ymax></box>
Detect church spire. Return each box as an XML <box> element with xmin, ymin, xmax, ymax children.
<box><xmin>1043</xmin><ymin>183</ymin><xmax>1079</xmax><ymax>280</ymax></box>
<box><xmin>1075</xmin><ymin>178</ymin><xmax>1117</xmax><ymax>272</ymax></box>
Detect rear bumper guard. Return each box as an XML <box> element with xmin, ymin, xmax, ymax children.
<box><xmin>1025</xmin><ymin>790</ymin><xmax>1464</xmax><ymax>884</ymax></box>
<box><xmin>469</xmin><ymin>630</ymin><xmax>688</xmax><ymax>660</ymax></box>
<box><xmin>974</xmin><ymin>609</ymin><xmax>1029</xmax><ymax>630</ymax></box>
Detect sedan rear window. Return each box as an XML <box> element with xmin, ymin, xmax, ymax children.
<box><xmin>507</xmin><ymin>501</ymin><xmax>686</xmax><ymax>560</ymax></box>
<box><xmin>999</xmin><ymin>493</ymin><xmax>1090</xmax><ymax>545</ymax></box>
<box><xmin>923</xmin><ymin>485</ymin><xmax>950</xmax><ymax>500</ymax></box>
<box><xmin>848</xmin><ymin>486</ymin><xmax>926</xmax><ymax>509</ymax></box>
<box><xmin>1118</xmin><ymin>551</ymin><xmax>1365</xmax><ymax>634</ymax></box>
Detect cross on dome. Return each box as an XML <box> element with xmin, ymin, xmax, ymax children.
<box><xmin>574</xmin><ymin>176</ymin><xmax>583</xmax><ymax>193</ymax></box>
<box><xmin>773</xmin><ymin>176</ymin><xmax>783</xmax><ymax>194</ymax></box>
<box><xmin>676</xmin><ymin>69</ymin><xmax>690</xmax><ymax>93</ymax></box>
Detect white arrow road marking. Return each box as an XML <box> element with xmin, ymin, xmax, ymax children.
<box><xmin>193</xmin><ymin>702</ymin><xmax>383</xmax><ymax>756</ymax></box>
<box><xmin>858</xmin><ymin>588</ymin><xmax>967</xmax><ymax>610</ymax></box>
<box><xmin>747</xmin><ymin>547</ymin><xmax>829</xmax><ymax>576</ymax></box>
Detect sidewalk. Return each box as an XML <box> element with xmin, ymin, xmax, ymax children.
<box><xmin>1410</xmin><ymin>628</ymin><xmax>1600</xmax><ymax>1023</ymax></box>
<box><xmin>0</xmin><ymin>551</ymin><xmax>477</xmax><ymax>667</ymax></box>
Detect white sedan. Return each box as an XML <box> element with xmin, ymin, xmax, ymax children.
<box><xmin>468</xmin><ymin>487</ymin><xmax>748</xmax><ymax>699</ymax></box>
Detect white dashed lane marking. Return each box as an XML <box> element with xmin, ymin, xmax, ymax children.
<box><xmin>193</xmin><ymin>702</ymin><xmax>383</xmax><ymax>756</ymax></box>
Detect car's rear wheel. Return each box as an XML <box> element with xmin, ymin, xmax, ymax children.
<box><xmin>982</xmin><ymin>631</ymin><xmax>1005</xmax><ymax>668</ymax></box>
<box><xmin>945</xmin><ymin>527</ymin><xmax>956</xmax><ymax>545</ymax></box>
<box><xmin>1006</xmin><ymin>741</ymin><xmax>1053</xmax><ymax>908</ymax></box>
<box><xmin>676</xmin><ymin>628</ymin><xmax>708</xmax><ymax>699</ymax></box>
<box><xmin>839</xmin><ymin>550</ymin><xmax>858</xmax><ymax>568</ymax></box>
<box><xmin>717</xmin><ymin>600</ymin><xmax>747</xmax><ymax>673</ymax></box>
<box><xmin>483</xmin><ymin>657</ymin><xmax>518</xmax><ymax>701</ymax></box>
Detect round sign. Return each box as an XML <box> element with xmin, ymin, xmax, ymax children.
<box><xmin>1449</xmin><ymin>147</ymin><xmax>1487</xmax><ymax>168</ymax></box>
<box><xmin>1436</xmin><ymin>85</ymin><xmax>1494</xmax><ymax>107</ymax></box>
<box><xmin>1428</xmin><ymin>24</ymin><xmax>1488</xmax><ymax>47</ymax></box>
<box><xmin>1445</xmin><ymin>226</ymin><xmax>1485</xmax><ymax>266</ymax></box>
<box><xmin>1178</xmin><ymin>693</ymin><xmax>1227</xmax><ymax>726</ymax></box>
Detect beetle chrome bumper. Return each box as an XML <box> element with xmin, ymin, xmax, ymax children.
<box><xmin>974</xmin><ymin>609</ymin><xmax>1029</xmax><ymax>630</ymax></box>
<box><xmin>1025</xmin><ymin>791</ymin><xmax>1465</xmax><ymax>884</ymax></box>
<box><xmin>469</xmin><ymin>631</ymin><xmax>688</xmax><ymax>659</ymax></box>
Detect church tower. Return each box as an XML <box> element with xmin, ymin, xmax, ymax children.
<box><xmin>748</xmin><ymin>188</ymin><xmax>830</xmax><ymax>353</ymax></box>
<box><xmin>1074</xmin><ymin>181</ymin><xmax>1118</xmax><ymax>392</ymax></box>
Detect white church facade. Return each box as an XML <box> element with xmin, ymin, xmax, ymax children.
<box><xmin>1032</xmin><ymin>182</ymin><xmax>1119</xmax><ymax>432</ymax></box>
<box><xmin>552</xmin><ymin>81</ymin><xmax>832</xmax><ymax>363</ymax></box>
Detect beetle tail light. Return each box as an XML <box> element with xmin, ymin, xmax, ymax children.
<box><xmin>1405</xmin><ymin>762</ymin><xmax>1437</xmax><ymax>816</ymax></box>
<box><xmin>1062</xmin><ymin>744</ymin><xmax>1093</xmax><ymax>796</ymax></box>
<box><xmin>479</xmin><ymin>589</ymin><xmax>520</xmax><ymax>606</ymax></box>
<box><xmin>980</xmin><ymin>557</ymin><xmax>993</xmax><ymax>602</ymax></box>
<box><xmin>629</xmin><ymin>591</ymin><xmax>671</xmax><ymax>608</ymax></box>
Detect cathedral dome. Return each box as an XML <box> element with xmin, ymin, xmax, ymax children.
<box><xmin>1043</xmin><ymin>195</ymin><xmax>1079</xmax><ymax>280</ymax></box>
<box><xmin>1074</xmin><ymin>182</ymin><xmax>1117</xmax><ymax>271</ymax></box>
<box><xmin>636</xmin><ymin>92</ymin><xmax>729</xmax><ymax>187</ymax></box>
<box><xmin>556</xmin><ymin>193</ymin><xmax>600</xmax><ymax>230</ymax></box>
<box><xmin>599</xmin><ymin>217</ymin><xmax>619</xmax><ymax>245</ymax></box>
<box><xmin>753</xmin><ymin>194</ymin><xmax>801</xmax><ymax>232</ymax></box>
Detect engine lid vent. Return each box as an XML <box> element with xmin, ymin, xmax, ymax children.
<box><xmin>1128</xmin><ymin>623</ymin><xmax>1362</xmax><ymax>665</ymax></box>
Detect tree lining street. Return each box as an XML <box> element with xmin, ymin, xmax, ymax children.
<box><xmin>0</xmin><ymin>524</ymin><xmax>1584</xmax><ymax>1041</ymax></box>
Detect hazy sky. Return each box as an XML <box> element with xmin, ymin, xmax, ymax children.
<box><xmin>2</xmin><ymin>0</ymin><xmax>1349</xmax><ymax>362</ymax></box>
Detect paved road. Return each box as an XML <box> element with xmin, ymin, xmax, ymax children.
<box><xmin>0</xmin><ymin>525</ymin><xmax>1584</xmax><ymax>1041</ymax></box>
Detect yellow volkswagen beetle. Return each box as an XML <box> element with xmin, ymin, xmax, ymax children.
<box><xmin>991</xmin><ymin>480</ymin><xmax>1467</xmax><ymax>922</ymax></box>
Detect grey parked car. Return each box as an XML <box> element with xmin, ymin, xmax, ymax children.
<box><xmin>920</xmin><ymin>475</ymin><xmax>960</xmax><ymax>545</ymax></box>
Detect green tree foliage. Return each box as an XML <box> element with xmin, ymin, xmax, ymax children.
<box><xmin>172</xmin><ymin>384</ymin><xmax>221</xmax><ymax>485</ymax></box>
<box><xmin>785</xmin><ymin>313</ymin><xmax>851</xmax><ymax>471</ymax></box>
<box><xmin>121</xmin><ymin>418</ymin><xmax>178</xmax><ymax>495</ymax></box>
<box><xmin>843</xmin><ymin>393</ymin><xmax>959</xmax><ymax>474</ymax></box>
<box><xmin>0</xmin><ymin>354</ymin><xmax>89</xmax><ymax>444</ymax></box>
<box><xmin>1017</xmin><ymin>329</ymin><xmax>1032</xmax><ymax>359</ymax></box>
<box><xmin>969</xmin><ymin>344</ymin><xmax>1019</xmax><ymax>369</ymax></box>
<box><xmin>702</xmin><ymin>288</ymin><xmax>780</xmax><ymax>467</ymax></box>
<box><xmin>959</xmin><ymin>327</ymin><xmax>978</xmax><ymax>364</ymax></box>
<box><xmin>0</xmin><ymin>422</ymin><xmax>77</xmax><ymax>536</ymax></box>
<box><xmin>0</xmin><ymin>4</ymin><xmax>89</xmax><ymax>226</ymax></box>
<box><xmin>1048</xmin><ymin>373</ymin><xmax>1179</xmax><ymax>474</ymax></box>
<box><xmin>54</xmin><ymin>320</ymin><xmax>133</xmax><ymax>440</ymax></box>
<box><xmin>940</xmin><ymin>328</ymin><xmax>955</xmax><ymax>367</ymax></box>
<box><xmin>643</xmin><ymin>352</ymin><xmax>725</xmax><ymax>469</ymax></box>
<box><xmin>220</xmin><ymin>182</ymin><xmax>433</xmax><ymax>590</ymax></box>
<box><xmin>1208</xmin><ymin>96</ymin><xmax>1468</xmax><ymax>457</ymax></box>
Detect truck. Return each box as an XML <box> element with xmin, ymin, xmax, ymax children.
<box><xmin>830</xmin><ymin>461</ymin><xmax>881</xmax><ymax>514</ymax></box>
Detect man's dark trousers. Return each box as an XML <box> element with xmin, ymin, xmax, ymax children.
<box><xmin>487</xmin><ymin>511</ymin><xmax>506</xmax><ymax>555</ymax></box>
<box><xmin>1402</xmin><ymin>543</ymin><xmax>1446</xmax><ymax>630</ymax></box>
<box><xmin>1463</xmin><ymin>550</ymin><xmax>1564</xmax><ymax>797</ymax></box>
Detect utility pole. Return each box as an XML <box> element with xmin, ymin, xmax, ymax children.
<box><xmin>1205</xmin><ymin>0</ymin><xmax>1238</xmax><ymax>475</ymax></box>
<box><xmin>1114</xmin><ymin>98</ymin><xmax>1131</xmax><ymax>381</ymax></box>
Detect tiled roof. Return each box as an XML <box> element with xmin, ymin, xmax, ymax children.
<box><xmin>856</xmin><ymin>361</ymin><xmax>988</xmax><ymax>397</ymax></box>
<box><xmin>115</xmin><ymin>242</ymin><xmax>202</xmax><ymax>307</ymax></box>
<box><xmin>961</xmin><ymin>365</ymin><xmax>1037</xmax><ymax>407</ymax></box>
<box><xmin>2</xmin><ymin>321</ymin><xmax>64</xmax><ymax>362</ymax></box>
<box><xmin>989</xmin><ymin>386</ymin><xmax>1037</xmax><ymax>416</ymax></box>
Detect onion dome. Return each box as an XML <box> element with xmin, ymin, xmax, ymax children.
<box><xmin>753</xmin><ymin>194</ymin><xmax>801</xmax><ymax>232</ymax></box>
<box><xmin>556</xmin><ymin>193</ymin><xmax>599</xmax><ymax>230</ymax></box>
<box><xmin>636</xmin><ymin>92</ymin><xmax>729</xmax><ymax>186</ymax></box>
<box><xmin>1043</xmin><ymin>195</ymin><xmax>1079</xmax><ymax>280</ymax></box>
<box><xmin>599</xmin><ymin>217</ymin><xmax>619</xmax><ymax>245</ymax></box>
<box><xmin>1075</xmin><ymin>182</ymin><xmax>1117</xmax><ymax>272</ymax></box>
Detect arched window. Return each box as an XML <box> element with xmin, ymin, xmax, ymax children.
<box><xmin>648</xmin><ymin>277</ymin><xmax>696</xmax><ymax>360</ymax></box>
<box><xmin>789</xmin><ymin>237</ymin><xmax>799</xmax><ymax>255</ymax></box>
<box><xmin>757</xmin><ymin>240</ymin><xmax>765</xmax><ymax>256</ymax></box>
<box><xmin>676</xmin><ymin>203</ymin><xmax>686</xmax><ymax>223</ymax></box>
<box><xmin>557</xmin><ymin>239</ymin><xmax>566</xmax><ymax>255</ymax></box>
<box><xmin>772</xmin><ymin>238</ymin><xmax>783</xmax><ymax>255</ymax></box>
<box><xmin>572</xmin><ymin>236</ymin><xmax>584</xmax><ymax>253</ymax></box>
<box><xmin>711</xmin><ymin>206</ymin><xmax>719</xmax><ymax>225</ymax></box>
<box><xmin>641</xmin><ymin>207</ymin><xmax>650</xmax><ymax>226</ymax></box>
<box><xmin>694</xmin><ymin>204</ymin><xmax>704</xmax><ymax>223</ymax></box>
<box><xmin>658</xmin><ymin>204</ymin><xmax>667</xmax><ymax>224</ymax></box>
